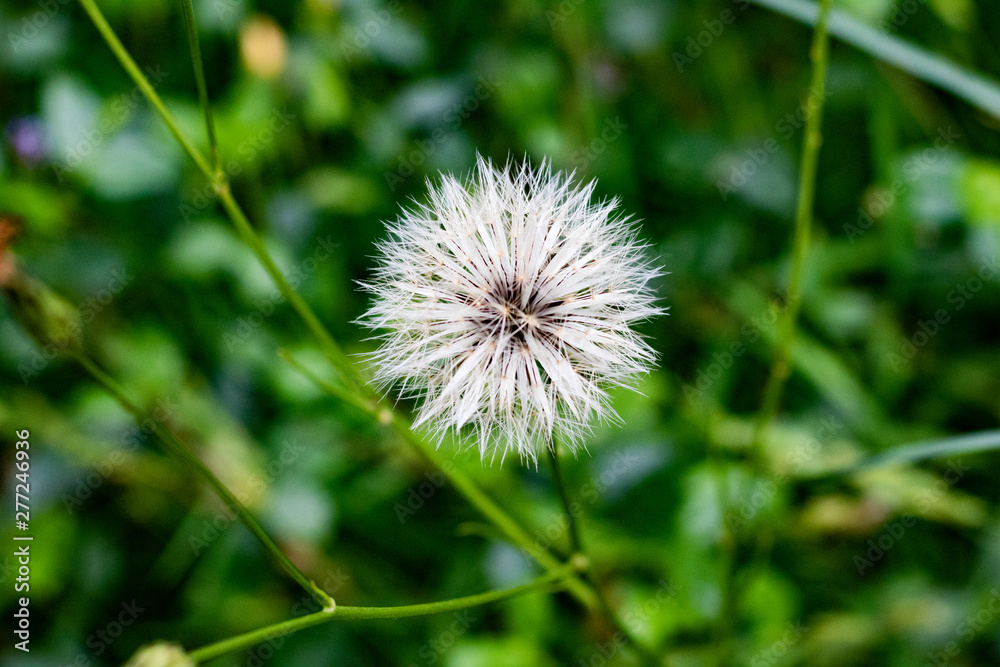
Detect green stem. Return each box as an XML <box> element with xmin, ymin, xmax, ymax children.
<box><xmin>547</xmin><ymin>442</ymin><xmax>582</xmax><ymax>555</ymax></box>
<box><xmin>546</xmin><ymin>443</ymin><xmax>662</xmax><ymax>666</ymax></box>
<box><xmin>277</xmin><ymin>349</ymin><xmax>372</xmax><ymax>413</ymax></box>
<box><xmin>69</xmin><ymin>350</ymin><xmax>332</xmax><ymax>609</ymax></box>
<box><xmin>286</xmin><ymin>354</ymin><xmax>661</xmax><ymax>663</ymax></box>
<box><xmin>715</xmin><ymin>2</ymin><xmax>833</xmax><ymax>666</ymax></box>
<box><xmin>80</xmin><ymin>0</ymin><xmax>577</xmax><ymax>613</ymax></box>
<box><xmin>188</xmin><ymin>566</ymin><xmax>574</xmax><ymax>664</ymax></box>
<box><xmin>179</xmin><ymin>0</ymin><xmax>221</xmax><ymax>175</ymax></box>
<box><xmin>751</xmin><ymin>0</ymin><xmax>833</xmax><ymax>452</ymax></box>
<box><xmin>214</xmin><ymin>191</ymin><xmax>361</xmax><ymax>388</ymax></box>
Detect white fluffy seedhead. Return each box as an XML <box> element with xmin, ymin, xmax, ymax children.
<box><xmin>361</xmin><ymin>155</ymin><xmax>663</xmax><ymax>464</ymax></box>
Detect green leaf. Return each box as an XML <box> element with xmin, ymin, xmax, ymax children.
<box><xmin>856</xmin><ymin>429</ymin><xmax>1000</xmax><ymax>470</ymax></box>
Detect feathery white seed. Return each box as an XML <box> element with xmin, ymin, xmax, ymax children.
<box><xmin>360</xmin><ymin>155</ymin><xmax>664</xmax><ymax>464</ymax></box>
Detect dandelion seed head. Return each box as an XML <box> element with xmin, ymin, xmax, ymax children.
<box><xmin>361</xmin><ymin>155</ymin><xmax>664</xmax><ymax>464</ymax></box>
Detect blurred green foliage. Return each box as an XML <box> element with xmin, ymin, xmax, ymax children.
<box><xmin>2</xmin><ymin>0</ymin><xmax>1000</xmax><ymax>665</ymax></box>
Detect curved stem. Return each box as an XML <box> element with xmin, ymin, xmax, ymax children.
<box><xmin>69</xmin><ymin>350</ymin><xmax>332</xmax><ymax>609</ymax></box>
<box><xmin>188</xmin><ymin>566</ymin><xmax>575</xmax><ymax>664</ymax></box>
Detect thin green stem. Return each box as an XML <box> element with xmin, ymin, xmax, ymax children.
<box><xmin>215</xmin><ymin>191</ymin><xmax>361</xmax><ymax>388</ymax></box>
<box><xmin>714</xmin><ymin>2</ymin><xmax>834</xmax><ymax>666</ymax></box>
<box><xmin>179</xmin><ymin>0</ymin><xmax>221</xmax><ymax>175</ymax></box>
<box><xmin>277</xmin><ymin>349</ymin><xmax>373</xmax><ymax>414</ymax></box>
<box><xmin>77</xmin><ymin>4</ymin><xmax>551</xmax><ymax>592</ymax></box>
<box><xmin>188</xmin><ymin>566</ymin><xmax>575</xmax><ymax>664</ymax></box>
<box><xmin>751</xmin><ymin>0</ymin><xmax>833</xmax><ymax>452</ymax></box>
<box><xmin>394</xmin><ymin>416</ymin><xmax>600</xmax><ymax>607</ymax></box>
<box><xmin>749</xmin><ymin>0</ymin><xmax>1000</xmax><ymax>121</ymax></box>
<box><xmin>547</xmin><ymin>443</ymin><xmax>662</xmax><ymax>666</ymax></box>
<box><xmin>69</xmin><ymin>349</ymin><xmax>332</xmax><ymax>609</ymax></box>
<box><xmin>285</xmin><ymin>352</ymin><xmax>662</xmax><ymax>663</ymax></box>
<box><xmin>547</xmin><ymin>443</ymin><xmax>582</xmax><ymax>555</ymax></box>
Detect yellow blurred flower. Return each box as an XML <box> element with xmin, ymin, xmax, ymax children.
<box><xmin>239</xmin><ymin>15</ymin><xmax>287</xmax><ymax>79</ymax></box>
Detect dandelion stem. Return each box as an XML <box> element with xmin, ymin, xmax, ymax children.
<box><xmin>187</xmin><ymin>566</ymin><xmax>575</xmax><ymax>664</ymax></box>
<box><xmin>388</xmin><ymin>423</ymin><xmax>666</xmax><ymax>666</ymax></box>
<box><xmin>68</xmin><ymin>349</ymin><xmax>333</xmax><ymax>609</ymax></box>
<box><xmin>547</xmin><ymin>442</ymin><xmax>583</xmax><ymax>555</ymax></box>
<box><xmin>179</xmin><ymin>0</ymin><xmax>221</xmax><ymax>175</ymax></box>
<box><xmin>76</xmin><ymin>0</ymin><xmax>213</xmax><ymax>179</ymax></box>
<box><xmin>281</xmin><ymin>357</ymin><xmax>663</xmax><ymax>663</ymax></box>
